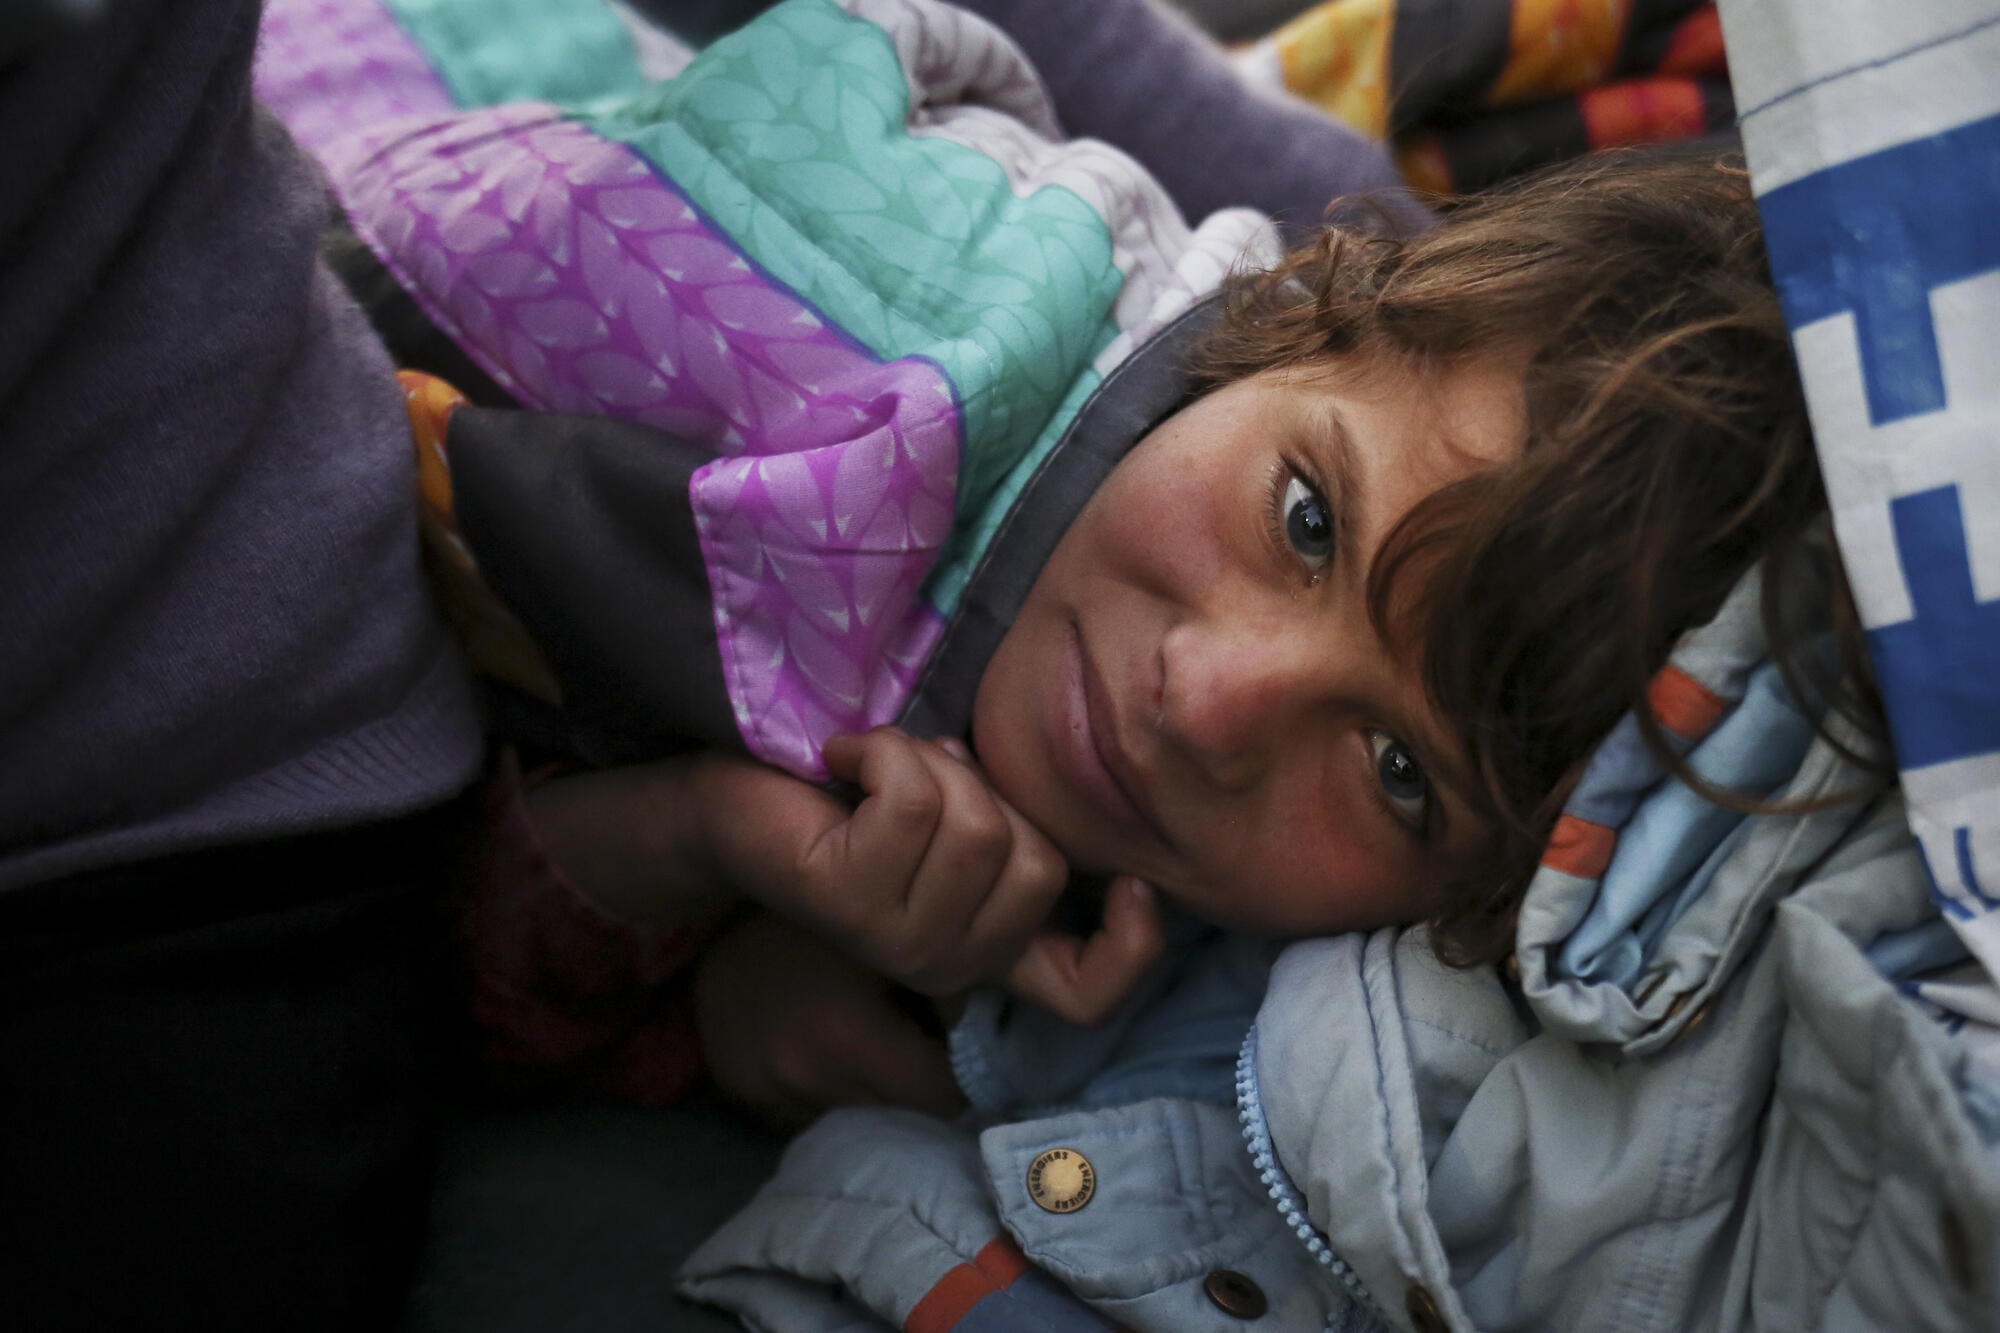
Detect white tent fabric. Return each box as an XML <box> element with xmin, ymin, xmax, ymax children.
<box><xmin>1721</xmin><ymin>0</ymin><xmax>2000</xmax><ymax>1069</ymax></box>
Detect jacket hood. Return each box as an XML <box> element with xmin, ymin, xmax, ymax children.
<box><xmin>1245</xmin><ymin>563</ymin><xmax>1999</xmax><ymax>1330</ymax></box>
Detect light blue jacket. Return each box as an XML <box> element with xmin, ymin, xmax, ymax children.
<box><xmin>679</xmin><ymin>573</ymin><xmax>2000</xmax><ymax>1332</ymax></box>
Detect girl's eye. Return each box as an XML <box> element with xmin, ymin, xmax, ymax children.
<box><xmin>1368</xmin><ymin>730</ymin><xmax>1430</xmax><ymax>827</ymax></box>
<box><xmin>1281</xmin><ymin>474</ymin><xmax>1334</xmax><ymax>570</ymax></box>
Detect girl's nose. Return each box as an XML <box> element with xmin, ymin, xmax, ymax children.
<box><xmin>1157</xmin><ymin>614</ymin><xmax>1327</xmax><ymax>792</ymax></box>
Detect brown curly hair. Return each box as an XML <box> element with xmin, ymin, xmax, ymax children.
<box><xmin>1192</xmin><ymin>150</ymin><xmax>1883</xmax><ymax>966</ymax></box>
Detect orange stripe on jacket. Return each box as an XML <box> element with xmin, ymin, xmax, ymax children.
<box><xmin>971</xmin><ymin>1236</ymin><xmax>1032</xmax><ymax>1288</ymax></box>
<box><xmin>905</xmin><ymin>1238</ymin><xmax>1033</xmax><ymax>1333</ymax></box>
<box><xmin>1543</xmin><ymin>814</ymin><xmax>1617</xmax><ymax>879</ymax></box>
<box><xmin>1647</xmin><ymin>663</ymin><xmax>1727</xmax><ymax>739</ymax></box>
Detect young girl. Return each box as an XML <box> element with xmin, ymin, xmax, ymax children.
<box><xmin>667</xmin><ymin>103</ymin><xmax>1987</xmax><ymax>1333</ymax></box>
<box><xmin>258</xmin><ymin>6</ymin><xmax>1998</xmax><ymax>1331</ymax></box>
<box><xmin>258</xmin><ymin>0</ymin><xmax>1861</xmax><ymax>1120</ymax></box>
<box><xmin>260</xmin><ymin>0</ymin><xmax>1440</xmax><ymax>1056</ymax></box>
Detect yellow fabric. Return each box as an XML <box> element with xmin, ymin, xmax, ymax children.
<box><xmin>1273</xmin><ymin>0</ymin><xmax>1396</xmax><ymax>139</ymax></box>
<box><xmin>1488</xmin><ymin>0</ymin><xmax>1629</xmax><ymax>106</ymax></box>
<box><xmin>400</xmin><ymin>370</ymin><xmax>565</xmax><ymax>705</ymax></box>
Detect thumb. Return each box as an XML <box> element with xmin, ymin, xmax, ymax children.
<box><xmin>1006</xmin><ymin>877</ymin><xmax>1166</xmax><ymax>1027</ymax></box>
<box><xmin>821</xmin><ymin>731</ymin><xmax>867</xmax><ymax>781</ymax></box>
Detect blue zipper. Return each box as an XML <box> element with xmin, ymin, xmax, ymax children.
<box><xmin>1236</xmin><ymin>1024</ymin><xmax>1389</xmax><ymax>1331</ymax></box>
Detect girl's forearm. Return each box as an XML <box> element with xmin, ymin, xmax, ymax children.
<box><xmin>456</xmin><ymin>749</ymin><xmax>716</xmax><ymax>1104</ymax></box>
<box><xmin>524</xmin><ymin>751</ymin><xmax>742</xmax><ymax>930</ymax></box>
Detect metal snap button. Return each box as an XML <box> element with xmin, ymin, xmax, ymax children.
<box><xmin>1406</xmin><ymin>1283</ymin><xmax>1449</xmax><ymax>1333</ymax></box>
<box><xmin>1659</xmin><ymin>991</ymin><xmax>1717</xmax><ymax>1050</ymax></box>
<box><xmin>1026</xmin><ymin>1147</ymin><xmax>1095</xmax><ymax>1213</ymax></box>
<box><xmin>1202</xmin><ymin>1269</ymin><xmax>1267</xmax><ymax>1319</ymax></box>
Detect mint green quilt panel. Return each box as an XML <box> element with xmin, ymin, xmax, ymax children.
<box><xmin>573</xmin><ymin>0</ymin><xmax>1126</xmax><ymax>616</ymax></box>
<box><xmin>383</xmin><ymin>0</ymin><xmax>647</xmax><ymax>110</ymax></box>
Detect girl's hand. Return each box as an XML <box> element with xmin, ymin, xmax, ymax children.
<box><xmin>698</xmin><ymin>728</ymin><xmax>1164</xmax><ymax>1022</ymax></box>
<box><xmin>698</xmin><ymin>726</ymin><xmax>1066</xmax><ymax>995</ymax></box>
<box><xmin>1005</xmin><ymin>871</ymin><xmax>1165</xmax><ymax>1027</ymax></box>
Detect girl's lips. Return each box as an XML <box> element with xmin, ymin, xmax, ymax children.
<box><xmin>1056</xmin><ymin>622</ymin><xmax>1169</xmax><ymax>852</ymax></box>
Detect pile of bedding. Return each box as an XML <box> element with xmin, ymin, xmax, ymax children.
<box><xmin>1176</xmin><ymin>0</ymin><xmax>1734</xmax><ymax>194</ymax></box>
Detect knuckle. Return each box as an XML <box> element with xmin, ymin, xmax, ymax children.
<box><xmin>955</xmin><ymin>806</ymin><xmax>1012</xmax><ymax>862</ymax></box>
<box><xmin>878</xmin><ymin>778</ymin><xmax>942</xmax><ymax>829</ymax></box>
<box><xmin>1012</xmin><ymin>839</ymin><xmax>1067</xmax><ymax>894</ymax></box>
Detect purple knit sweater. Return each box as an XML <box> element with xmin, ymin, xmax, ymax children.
<box><xmin>0</xmin><ymin>0</ymin><xmax>484</xmax><ymax>891</ymax></box>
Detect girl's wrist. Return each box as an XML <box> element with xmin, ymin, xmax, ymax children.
<box><xmin>524</xmin><ymin>751</ymin><xmax>740</xmax><ymax>929</ymax></box>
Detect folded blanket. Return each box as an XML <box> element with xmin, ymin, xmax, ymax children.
<box><xmin>1222</xmin><ymin>0</ymin><xmax>1733</xmax><ymax>193</ymax></box>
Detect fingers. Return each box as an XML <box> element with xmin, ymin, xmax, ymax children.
<box><xmin>814</xmin><ymin>727</ymin><xmax>949</xmax><ymax>911</ymax></box>
<box><xmin>960</xmin><ymin>798</ymin><xmax>1069</xmax><ymax>967</ymax></box>
<box><xmin>821</xmin><ymin>730</ymin><xmax>864</xmax><ymax>775</ymax></box>
<box><xmin>806</xmin><ymin>728</ymin><xmax>1068</xmax><ymax>995</ymax></box>
<box><xmin>1007</xmin><ymin>876</ymin><xmax>1166</xmax><ymax>1027</ymax></box>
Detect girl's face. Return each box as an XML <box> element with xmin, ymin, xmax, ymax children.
<box><xmin>972</xmin><ymin>357</ymin><xmax>1525</xmax><ymax>936</ymax></box>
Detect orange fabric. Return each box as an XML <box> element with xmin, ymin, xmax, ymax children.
<box><xmin>905</xmin><ymin>1263</ymin><xmax>1002</xmax><ymax>1333</ymax></box>
<box><xmin>1489</xmin><ymin>0</ymin><xmax>1629</xmax><ymax>106</ymax></box>
<box><xmin>1659</xmin><ymin>4</ymin><xmax>1725</xmax><ymax>76</ymax></box>
<box><xmin>397</xmin><ymin>370</ymin><xmax>565</xmax><ymax>704</ymax></box>
<box><xmin>904</xmin><ymin>1237</ymin><xmax>1036</xmax><ymax>1333</ymax></box>
<box><xmin>401</xmin><ymin>369</ymin><xmax>463</xmax><ymax>519</ymax></box>
<box><xmin>1646</xmin><ymin>662</ymin><xmax>1728</xmax><ymax>739</ymax></box>
<box><xmin>972</xmin><ymin>1236</ymin><xmax>1033</xmax><ymax>1288</ymax></box>
<box><xmin>1396</xmin><ymin>135</ymin><xmax>1455</xmax><ymax>195</ymax></box>
<box><xmin>1542</xmin><ymin>813</ymin><xmax>1617</xmax><ymax>879</ymax></box>
<box><xmin>1580</xmin><ymin>76</ymin><xmax>1707</xmax><ymax>150</ymax></box>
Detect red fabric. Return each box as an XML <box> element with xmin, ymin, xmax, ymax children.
<box><xmin>1579</xmin><ymin>77</ymin><xmax>1708</xmax><ymax>152</ymax></box>
<box><xmin>1541</xmin><ymin>813</ymin><xmax>1617</xmax><ymax>880</ymax></box>
<box><xmin>451</xmin><ymin>749</ymin><xmax>719</xmax><ymax>1105</ymax></box>
<box><xmin>1659</xmin><ymin>5</ymin><xmax>1725</xmax><ymax>77</ymax></box>
<box><xmin>906</xmin><ymin>1238</ymin><xmax>1034</xmax><ymax>1333</ymax></box>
